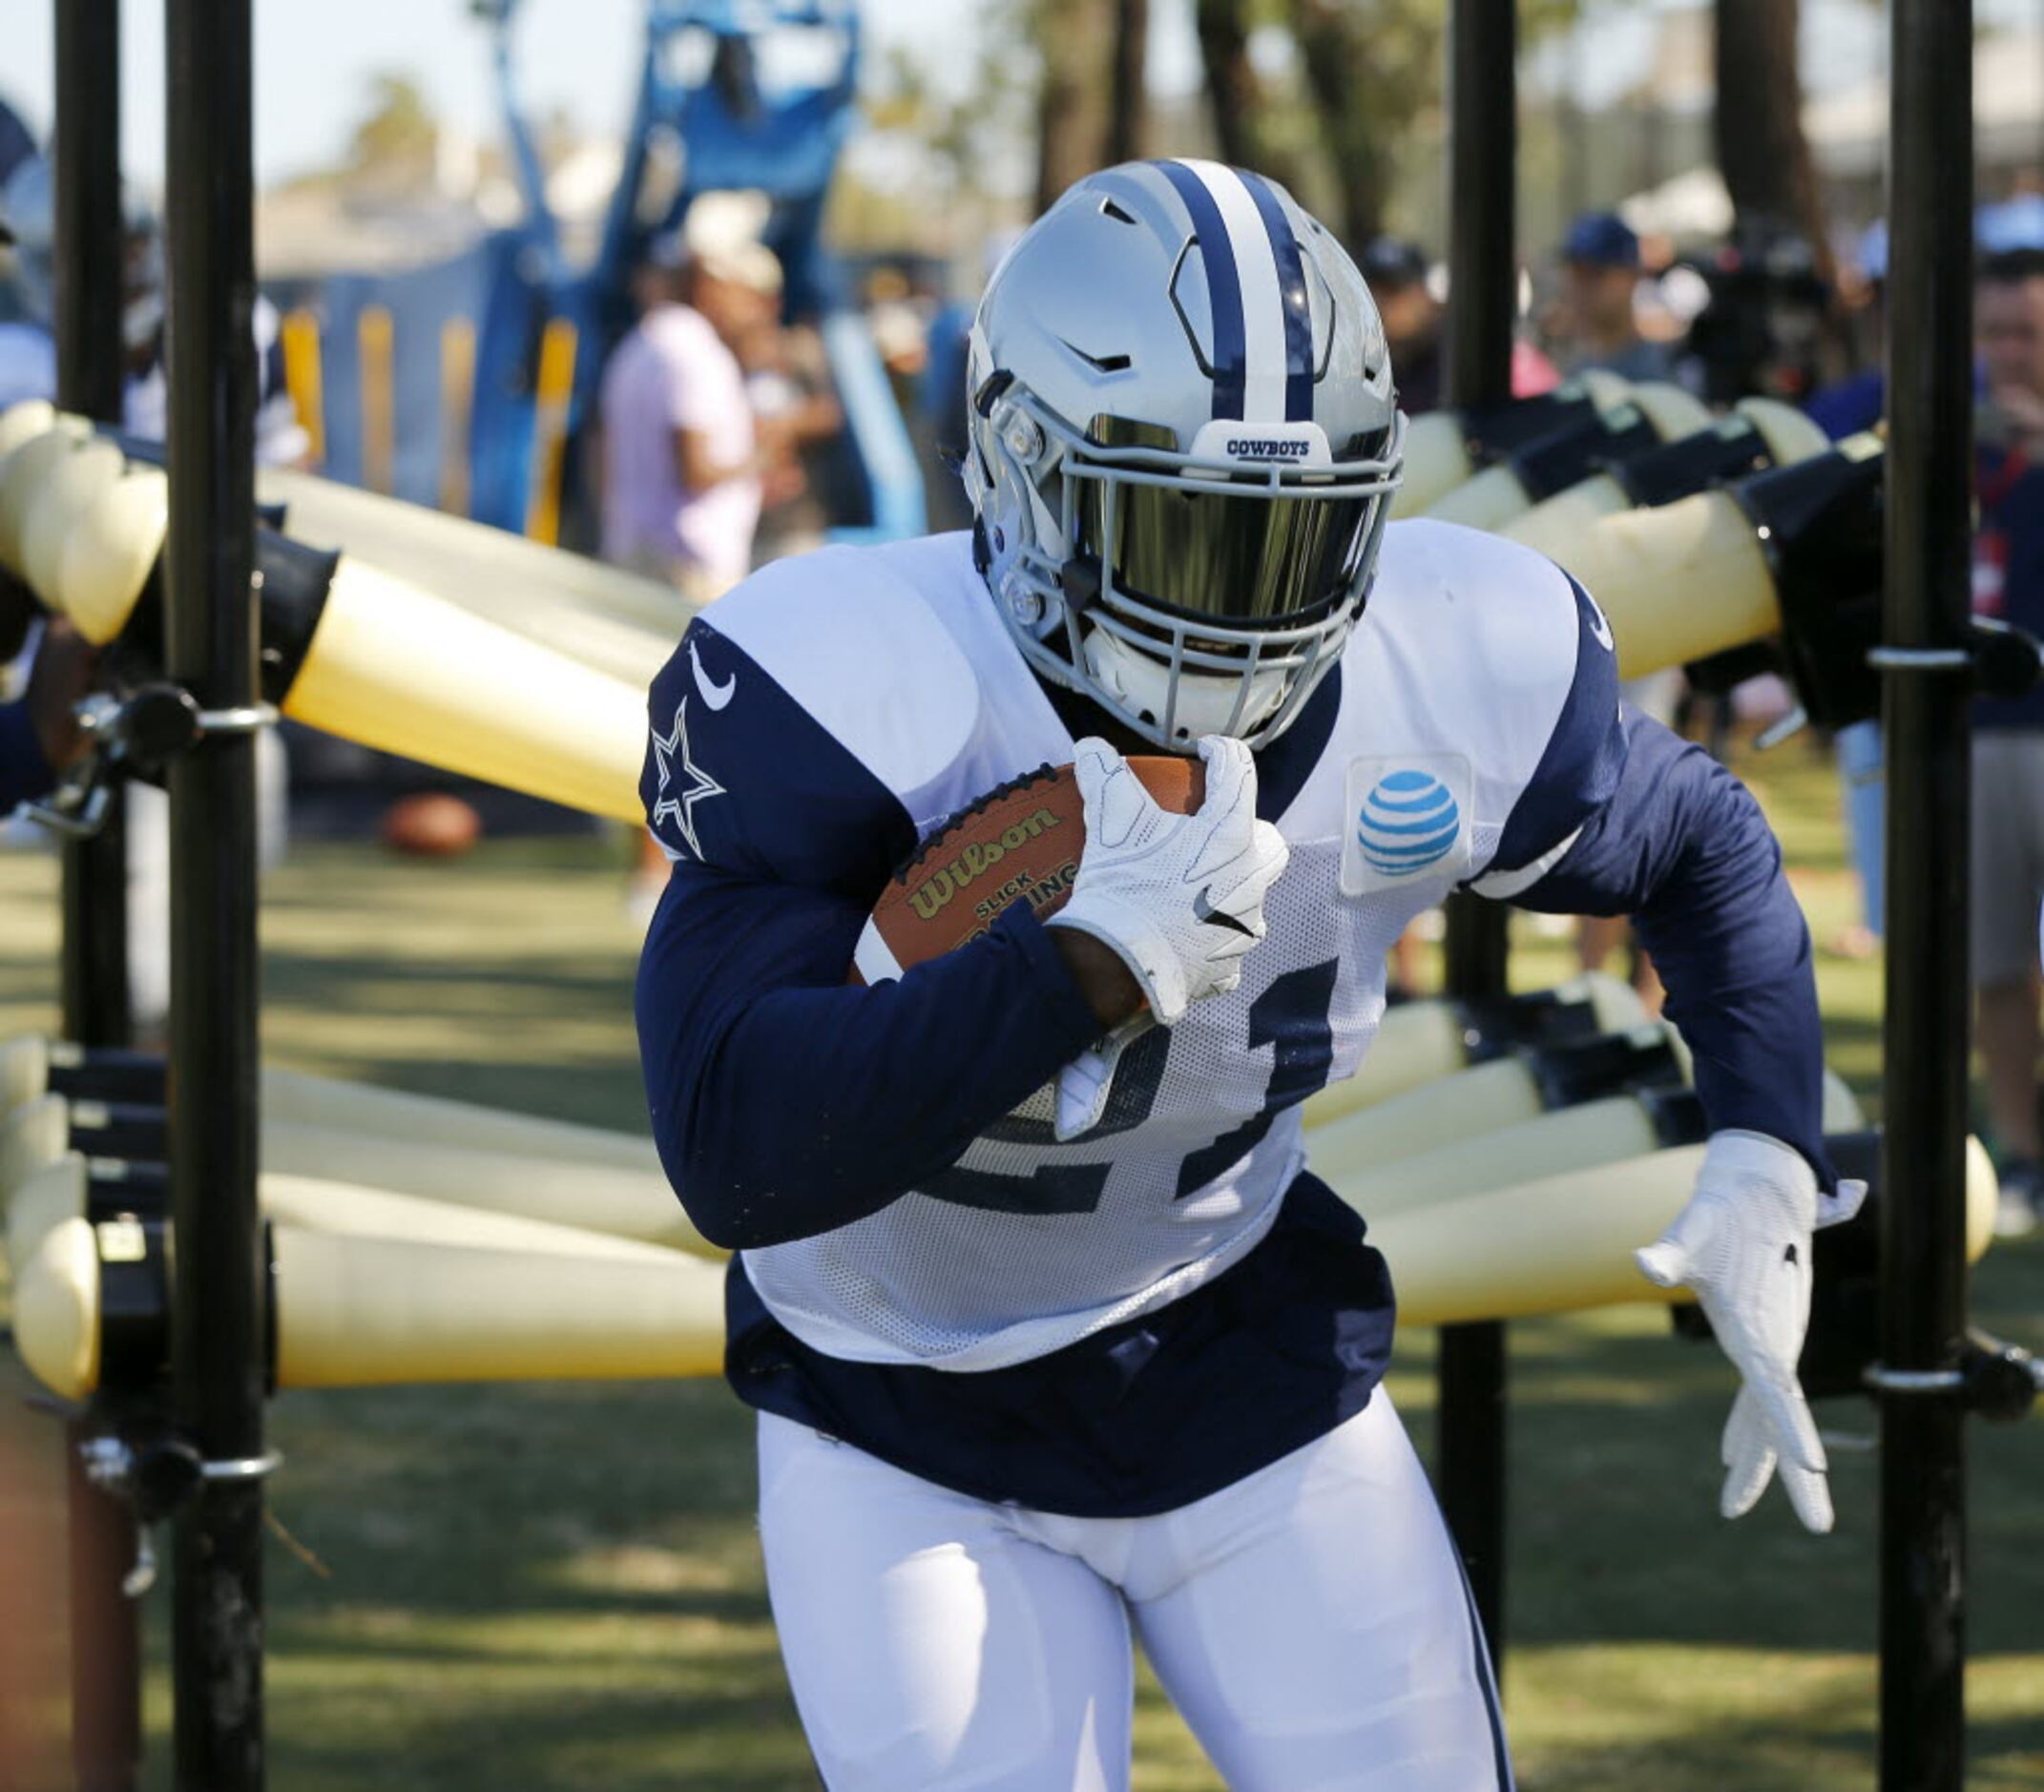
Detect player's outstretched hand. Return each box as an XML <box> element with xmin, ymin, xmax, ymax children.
<box><xmin>1635</xmin><ymin>1131</ymin><xmax>1867</xmax><ymax>1532</ymax></box>
<box><xmin>1048</xmin><ymin>735</ymin><xmax>1289</xmax><ymax>1026</ymax></box>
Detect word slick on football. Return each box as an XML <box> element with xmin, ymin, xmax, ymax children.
<box><xmin>851</xmin><ymin>757</ymin><xmax>1202</xmax><ymax>983</ymax></box>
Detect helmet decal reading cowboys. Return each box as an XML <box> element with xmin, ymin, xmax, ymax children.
<box><xmin>964</xmin><ymin>160</ymin><xmax>1404</xmax><ymax>751</ymax></box>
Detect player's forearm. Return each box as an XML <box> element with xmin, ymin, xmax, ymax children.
<box><xmin>1637</xmin><ymin>854</ymin><xmax>1828</xmax><ymax>1179</ymax></box>
<box><xmin>636</xmin><ymin>880</ymin><xmax>1101</xmax><ymax>1248</ymax></box>
<box><xmin>1512</xmin><ymin>715</ymin><xmax>1831</xmax><ymax>1181</ymax></box>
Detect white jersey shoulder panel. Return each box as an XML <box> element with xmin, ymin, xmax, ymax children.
<box><xmin>705</xmin><ymin>533</ymin><xmax>1073</xmax><ymax>835</ymax></box>
<box><xmin>1334</xmin><ymin>519</ymin><xmax>1585</xmax><ymax>879</ymax></box>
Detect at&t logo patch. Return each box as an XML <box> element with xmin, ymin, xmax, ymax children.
<box><xmin>1358</xmin><ymin>771</ymin><xmax>1460</xmax><ymax>874</ymax></box>
<box><xmin>1341</xmin><ymin>754</ymin><xmax>1473</xmax><ymax>896</ymax></box>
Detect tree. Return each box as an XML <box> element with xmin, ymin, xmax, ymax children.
<box><xmin>346</xmin><ymin>73</ymin><xmax>438</xmax><ymax>182</ymax></box>
<box><xmin>1194</xmin><ymin>0</ymin><xmax>1267</xmax><ymax>176</ymax></box>
<box><xmin>1034</xmin><ymin>0</ymin><xmax>1117</xmax><ymax>215</ymax></box>
<box><xmin>1202</xmin><ymin>0</ymin><xmax>1580</xmax><ymax>252</ymax></box>
<box><xmin>1287</xmin><ymin>0</ymin><xmax>1408</xmax><ymax>249</ymax></box>
<box><xmin>1713</xmin><ymin>0</ymin><xmax>1831</xmax><ymax>271</ymax></box>
<box><xmin>1107</xmin><ymin>0</ymin><xmax>1151</xmax><ymax>166</ymax></box>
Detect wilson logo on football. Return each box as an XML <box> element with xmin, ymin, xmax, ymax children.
<box><xmin>908</xmin><ymin>807</ymin><xmax>1066</xmax><ymax>920</ymax></box>
<box><xmin>1357</xmin><ymin>771</ymin><xmax>1460</xmax><ymax>876</ymax></box>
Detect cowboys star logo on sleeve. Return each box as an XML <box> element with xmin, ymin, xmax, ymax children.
<box><xmin>650</xmin><ymin>696</ymin><xmax>725</xmax><ymax>860</ymax></box>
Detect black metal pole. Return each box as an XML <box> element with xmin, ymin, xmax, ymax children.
<box><xmin>163</xmin><ymin>1</ymin><xmax>267</xmax><ymax>1785</ymax></box>
<box><xmin>1436</xmin><ymin>0</ymin><xmax>1517</xmax><ymax>1674</ymax></box>
<box><xmin>1877</xmin><ymin>2</ymin><xmax>1972</xmax><ymax>1786</ymax></box>
<box><xmin>52</xmin><ymin>7</ymin><xmax>143</xmax><ymax>1788</ymax></box>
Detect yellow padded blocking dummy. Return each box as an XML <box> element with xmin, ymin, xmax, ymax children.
<box><xmin>0</xmin><ymin>1095</ymin><xmax>67</xmax><ymax>1200</ymax></box>
<box><xmin>257</xmin><ymin>464</ymin><xmax>688</xmax><ymax>641</ymax></box>
<box><xmin>259</xmin><ymin>1067</ymin><xmax>660</xmax><ymax>1173</ymax></box>
<box><xmin>1391</xmin><ymin>370</ymin><xmax>1633</xmax><ymax>517</ymax></box>
<box><xmin>0</xmin><ymin>412</ymin><xmax>93</xmax><ymax>566</ymax></box>
<box><xmin>259</xmin><ymin>1123</ymin><xmax>699</xmax><ymax>1252</ymax></box>
<box><xmin>281</xmin><ymin>559</ymin><xmax>649</xmax><ymax>822</ymax></box>
<box><xmin>0</xmin><ymin>416</ymin><xmax>652</xmax><ymax>823</ymax></box>
<box><xmin>19</xmin><ymin>436</ymin><xmax>125</xmax><ymax>605</ymax></box>
<box><xmin>0</xmin><ymin>1043</ymin><xmax>669</xmax><ymax>1178</ymax></box>
<box><xmin>272</xmin><ymin>1228</ymin><xmax>726</xmax><ymax>1387</ymax></box>
<box><xmin>9</xmin><ymin>1212</ymin><xmax>728</xmax><ymax>1403</ymax></box>
<box><xmin>1502</xmin><ymin>398</ymin><xmax>1830</xmax><ymax>567</ymax></box>
<box><xmin>1421</xmin><ymin>384</ymin><xmax>1713</xmax><ymax>532</ymax></box>
<box><xmin>1378</xmin><ymin>1134</ymin><xmax>1995</xmax><ymax>1328</ymax></box>
<box><xmin>1536</xmin><ymin>432</ymin><xmax>1882</xmax><ymax>681</ymax></box>
<box><xmin>1324</xmin><ymin>1067</ymin><xmax>1862</xmax><ymax>1221</ymax></box>
<box><xmin>1301</xmin><ymin>971</ymin><xmax>1648</xmax><ymax>1128</ymax></box>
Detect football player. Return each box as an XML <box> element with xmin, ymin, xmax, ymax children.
<box><xmin>636</xmin><ymin>161</ymin><xmax>1858</xmax><ymax>1791</ymax></box>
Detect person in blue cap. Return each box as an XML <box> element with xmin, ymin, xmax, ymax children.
<box><xmin>1552</xmin><ymin>210</ymin><xmax>1674</xmax><ymax>384</ymax></box>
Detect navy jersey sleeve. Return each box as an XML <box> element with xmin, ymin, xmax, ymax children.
<box><xmin>1501</xmin><ymin>707</ymin><xmax>1833</xmax><ymax>1184</ymax></box>
<box><xmin>0</xmin><ymin>699</ymin><xmax>52</xmax><ymax>815</ymax></box>
<box><xmin>634</xmin><ymin>613</ymin><xmax>1101</xmax><ymax>1250</ymax></box>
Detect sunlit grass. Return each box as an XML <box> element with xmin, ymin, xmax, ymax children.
<box><xmin>1</xmin><ymin>737</ymin><xmax>2039</xmax><ymax>1789</ymax></box>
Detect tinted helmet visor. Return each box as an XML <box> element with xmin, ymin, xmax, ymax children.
<box><xmin>1075</xmin><ymin>417</ymin><xmax>1386</xmax><ymax>630</ymax></box>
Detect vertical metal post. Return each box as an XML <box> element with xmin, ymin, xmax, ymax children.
<box><xmin>1436</xmin><ymin>0</ymin><xmax>1517</xmax><ymax>1673</ymax></box>
<box><xmin>163</xmin><ymin>1</ymin><xmax>267</xmax><ymax>1786</ymax></box>
<box><xmin>1877</xmin><ymin>2</ymin><xmax>1972</xmax><ymax>1786</ymax></box>
<box><xmin>52</xmin><ymin>6</ymin><xmax>142</xmax><ymax>1788</ymax></box>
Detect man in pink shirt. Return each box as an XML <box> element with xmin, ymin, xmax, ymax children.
<box><xmin>596</xmin><ymin>233</ymin><xmax>781</xmax><ymax>601</ymax></box>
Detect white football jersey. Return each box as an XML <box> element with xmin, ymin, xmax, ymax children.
<box><xmin>689</xmin><ymin>524</ymin><xmax>1613</xmax><ymax>1371</ymax></box>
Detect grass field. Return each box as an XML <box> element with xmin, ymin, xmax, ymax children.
<box><xmin>2</xmin><ymin>736</ymin><xmax>2042</xmax><ymax>1789</ymax></box>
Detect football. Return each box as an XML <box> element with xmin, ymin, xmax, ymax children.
<box><xmin>852</xmin><ymin>756</ymin><xmax>1203</xmax><ymax>982</ymax></box>
<box><xmin>382</xmin><ymin>792</ymin><xmax>484</xmax><ymax>858</ymax></box>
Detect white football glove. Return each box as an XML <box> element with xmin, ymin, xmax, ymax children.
<box><xmin>1636</xmin><ymin>1130</ymin><xmax>1867</xmax><ymax>1533</ymax></box>
<box><xmin>1047</xmin><ymin>735</ymin><xmax>1289</xmax><ymax>1027</ymax></box>
<box><xmin>1053</xmin><ymin>1015</ymin><xmax>1151</xmax><ymax>1142</ymax></box>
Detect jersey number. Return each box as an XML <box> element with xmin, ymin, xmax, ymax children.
<box><xmin>923</xmin><ymin>960</ymin><xmax>1340</xmax><ymax>1216</ymax></box>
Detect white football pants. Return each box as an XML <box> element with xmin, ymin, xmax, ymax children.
<box><xmin>757</xmin><ymin>1394</ymin><xmax>1512</xmax><ymax>1792</ymax></box>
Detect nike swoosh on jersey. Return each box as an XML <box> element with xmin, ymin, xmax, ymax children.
<box><xmin>690</xmin><ymin>639</ymin><xmax>738</xmax><ymax>710</ymax></box>
<box><xmin>1193</xmin><ymin>887</ymin><xmax>1257</xmax><ymax>937</ymax></box>
<box><xmin>1586</xmin><ymin>600</ymin><xmax>1615</xmax><ymax>653</ymax></box>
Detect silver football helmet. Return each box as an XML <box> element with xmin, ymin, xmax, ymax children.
<box><xmin>965</xmin><ymin>159</ymin><xmax>1404</xmax><ymax>749</ymax></box>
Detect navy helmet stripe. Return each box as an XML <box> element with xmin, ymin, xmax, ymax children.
<box><xmin>1155</xmin><ymin>159</ymin><xmax>1247</xmax><ymax>420</ymax></box>
<box><xmin>1240</xmin><ymin>170</ymin><xmax>1317</xmax><ymax>423</ymax></box>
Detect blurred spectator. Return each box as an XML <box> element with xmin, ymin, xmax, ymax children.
<box><xmin>1359</xmin><ymin>239</ymin><xmax>1559</xmax><ymax>410</ymax></box>
<box><xmin>0</xmin><ymin>155</ymin><xmax>305</xmax><ymax>462</ymax></box>
<box><xmin>865</xmin><ymin>264</ymin><xmax>930</xmax><ymax>383</ymax></box>
<box><xmin>1806</xmin><ymin>221</ymin><xmax>1889</xmax><ymax>441</ymax></box>
<box><xmin>1971</xmin><ymin>247</ymin><xmax>2044</xmax><ymax>1233</ymax></box>
<box><xmin>1511</xmin><ymin>336</ymin><xmax>1563</xmax><ymax>399</ymax></box>
<box><xmin>0</xmin><ymin>571</ymin><xmax>96</xmax><ymax>814</ymax></box>
<box><xmin>1362</xmin><ymin>238</ymin><xmax>1443</xmax><ymax>413</ymax></box>
<box><xmin>595</xmin><ymin>230</ymin><xmax>779</xmax><ymax>603</ymax></box>
<box><xmin>0</xmin><ymin>170</ymin><xmax>55</xmax><ymax>406</ymax></box>
<box><xmin>1549</xmin><ymin>211</ymin><xmax>1674</xmax><ymax>384</ymax></box>
<box><xmin>730</xmin><ymin>262</ymin><xmax>843</xmax><ymax>564</ymax></box>
<box><xmin>0</xmin><ymin>154</ymin><xmax>306</xmax><ymax>461</ymax></box>
<box><xmin>920</xmin><ymin>230</ymin><xmax>1023</xmax><ymax>534</ymax></box>
<box><xmin>1807</xmin><ymin>225</ymin><xmax>1889</xmax><ymax>961</ymax></box>
<box><xmin>1546</xmin><ymin>212</ymin><xmax>1682</xmax><ymax>999</ymax></box>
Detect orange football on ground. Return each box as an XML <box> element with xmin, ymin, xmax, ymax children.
<box><xmin>382</xmin><ymin>792</ymin><xmax>483</xmax><ymax>858</ymax></box>
<box><xmin>852</xmin><ymin>756</ymin><xmax>1201</xmax><ymax>983</ymax></box>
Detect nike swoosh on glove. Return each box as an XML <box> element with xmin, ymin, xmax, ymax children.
<box><xmin>1636</xmin><ymin>1130</ymin><xmax>1867</xmax><ymax>1532</ymax></box>
<box><xmin>1048</xmin><ymin>735</ymin><xmax>1289</xmax><ymax>1026</ymax></box>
